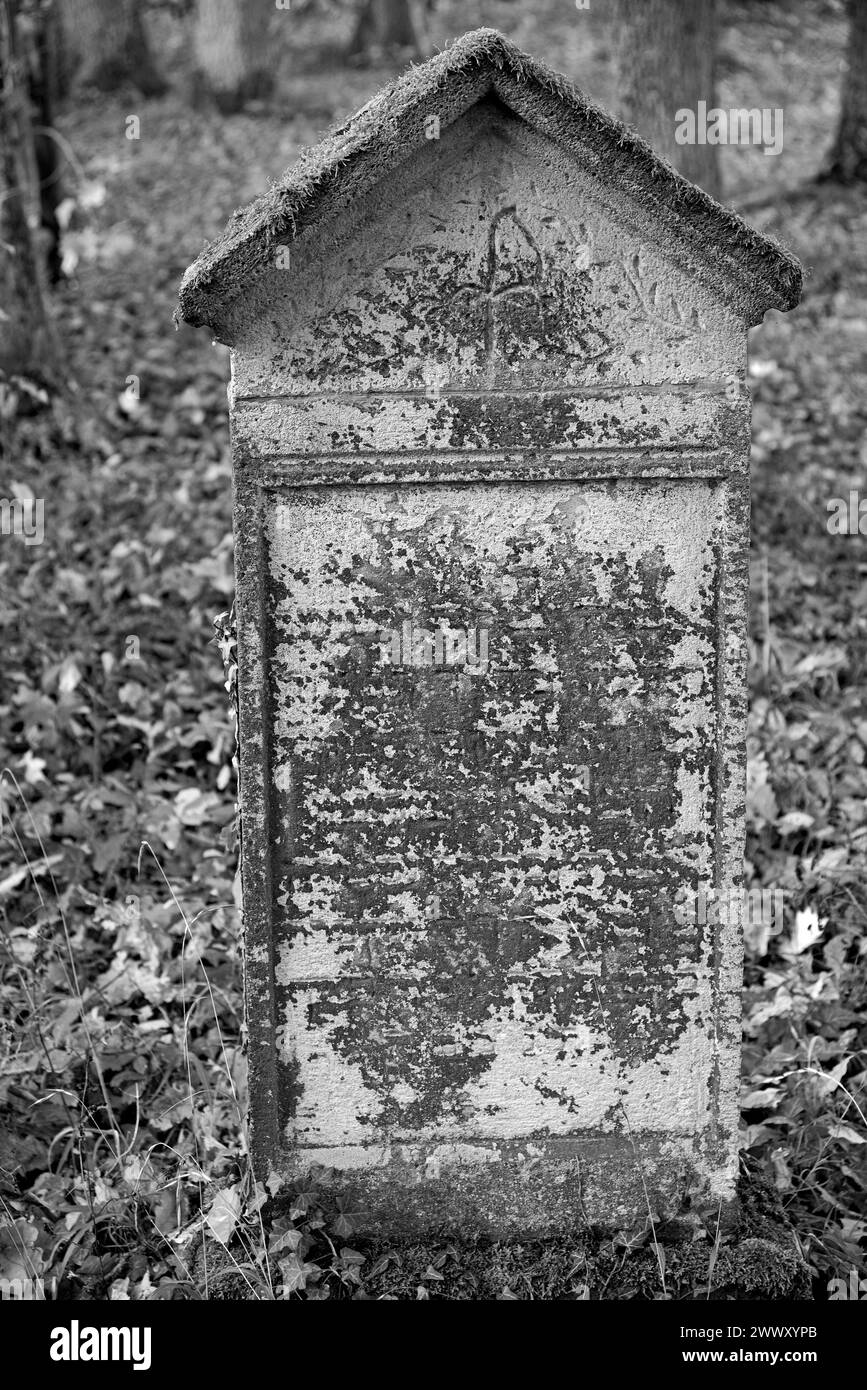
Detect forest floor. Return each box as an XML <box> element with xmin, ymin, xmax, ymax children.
<box><xmin>1</xmin><ymin>0</ymin><xmax>865</xmax><ymax>1299</ymax></box>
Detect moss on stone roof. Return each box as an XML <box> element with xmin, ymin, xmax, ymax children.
<box><xmin>176</xmin><ymin>27</ymin><xmax>802</xmax><ymax>334</ymax></box>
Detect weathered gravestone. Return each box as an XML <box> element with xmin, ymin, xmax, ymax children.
<box><xmin>178</xmin><ymin>29</ymin><xmax>802</xmax><ymax>1234</ymax></box>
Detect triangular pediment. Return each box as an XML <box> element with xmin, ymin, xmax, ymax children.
<box><xmin>177</xmin><ymin>29</ymin><xmax>801</xmax><ymax>340</ymax></box>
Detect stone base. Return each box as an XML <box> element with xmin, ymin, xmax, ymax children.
<box><xmin>279</xmin><ymin>1132</ymin><xmax>736</xmax><ymax>1237</ymax></box>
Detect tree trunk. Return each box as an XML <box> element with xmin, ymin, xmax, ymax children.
<box><xmin>0</xmin><ymin>0</ymin><xmax>59</xmax><ymax>382</ymax></box>
<box><xmin>820</xmin><ymin>0</ymin><xmax>867</xmax><ymax>184</ymax></box>
<box><xmin>347</xmin><ymin>0</ymin><xmax>428</xmax><ymax>64</ymax></box>
<box><xmin>613</xmin><ymin>0</ymin><xmax>722</xmax><ymax>200</ymax></box>
<box><xmin>72</xmin><ymin>0</ymin><xmax>166</xmax><ymax>96</ymax></box>
<box><xmin>19</xmin><ymin>1</ymin><xmax>65</xmax><ymax>282</ymax></box>
<box><xmin>192</xmin><ymin>0</ymin><xmax>274</xmax><ymax>114</ymax></box>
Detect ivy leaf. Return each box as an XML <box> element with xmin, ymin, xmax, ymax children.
<box><xmin>279</xmin><ymin>1253</ymin><xmax>319</xmax><ymax>1295</ymax></box>
<box><xmin>205</xmin><ymin>1185</ymin><xmax>241</xmax><ymax>1245</ymax></box>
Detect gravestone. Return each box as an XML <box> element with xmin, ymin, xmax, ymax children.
<box><xmin>178</xmin><ymin>29</ymin><xmax>801</xmax><ymax>1234</ymax></box>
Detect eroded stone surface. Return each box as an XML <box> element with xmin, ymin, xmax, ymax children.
<box><xmin>269</xmin><ymin>483</ymin><xmax>717</xmax><ymax>1123</ymax></box>
<box><xmin>254</xmin><ymin>474</ymin><xmax>739</xmax><ymax>1230</ymax></box>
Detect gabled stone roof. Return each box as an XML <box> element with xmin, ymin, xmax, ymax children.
<box><xmin>177</xmin><ymin>27</ymin><xmax>802</xmax><ymax>335</ymax></box>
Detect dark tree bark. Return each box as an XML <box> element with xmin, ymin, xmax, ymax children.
<box><xmin>613</xmin><ymin>0</ymin><xmax>722</xmax><ymax>200</ymax></box>
<box><xmin>20</xmin><ymin>1</ymin><xmax>65</xmax><ymax>282</ymax></box>
<box><xmin>73</xmin><ymin>0</ymin><xmax>166</xmax><ymax>96</ymax></box>
<box><xmin>347</xmin><ymin>0</ymin><xmax>427</xmax><ymax>64</ymax></box>
<box><xmin>820</xmin><ymin>0</ymin><xmax>867</xmax><ymax>184</ymax></box>
<box><xmin>0</xmin><ymin>0</ymin><xmax>59</xmax><ymax>381</ymax></box>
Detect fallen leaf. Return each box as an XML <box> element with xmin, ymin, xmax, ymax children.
<box><xmin>205</xmin><ymin>1185</ymin><xmax>241</xmax><ymax>1245</ymax></box>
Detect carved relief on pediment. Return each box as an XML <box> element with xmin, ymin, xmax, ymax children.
<box><xmin>236</xmin><ymin>124</ymin><xmax>733</xmax><ymax>397</ymax></box>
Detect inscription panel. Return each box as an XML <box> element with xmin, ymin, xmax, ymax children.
<box><xmin>266</xmin><ymin>479</ymin><xmax>723</xmax><ymax>1153</ymax></box>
